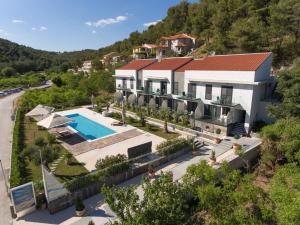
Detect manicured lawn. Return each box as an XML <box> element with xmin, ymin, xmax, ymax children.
<box><xmin>23</xmin><ymin>117</ymin><xmax>88</xmax><ymax>183</ymax></box>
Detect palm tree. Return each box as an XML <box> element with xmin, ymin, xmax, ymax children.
<box><xmin>65</xmin><ymin>152</ymin><xmax>73</xmax><ymax>165</ymax></box>
<box><xmin>160</xmin><ymin>100</ymin><xmax>170</xmax><ymax>133</ymax></box>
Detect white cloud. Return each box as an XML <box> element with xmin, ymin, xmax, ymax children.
<box><xmin>86</xmin><ymin>15</ymin><xmax>128</xmax><ymax>28</ymax></box>
<box><xmin>92</xmin><ymin>30</ymin><xmax>96</xmax><ymax>34</ymax></box>
<box><xmin>31</xmin><ymin>27</ymin><xmax>37</xmax><ymax>31</ymax></box>
<box><xmin>85</xmin><ymin>21</ymin><xmax>92</xmax><ymax>26</ymax></box>
<box><xmin>143</xmin><ymin>20</ymin><xmax>161</xmax><ymax>27</ymax></box>
<box><xmin>12</xmin><ymin>19</ymin><xmax>24</xmax><ymax>23</ymax></box>
<box><xmin>0</xmin><ymin>29</ymin><xmax>4</xmax><ymax>33</ymax></box>
<box><xmin>40</xmin><ymin>26</ymin><xmax>47</xmax><ymax>31</ymax></box>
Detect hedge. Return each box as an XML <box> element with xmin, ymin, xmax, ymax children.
<box><xmin>10</xmin><ymin>109</ymin><xmax>27</xmax><ymax>187</ymax></box>
<box><xmin>65</xmin><ymin>160</ymin><xmax>130</xmax><ymax>192</ymax></box>
<box><xmin>157</xmin><ymin>138</ymin><xmax>192</xmax><ymax>156</ymax></box>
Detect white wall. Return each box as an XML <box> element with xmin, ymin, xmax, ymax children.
<box><xmin>143</xmin><ymin>70</ymin><xmax>172</xmax><ymax>94</ymax></box>
<box><xmin>254</xmin><ymin>54</ymin><xmax>272</xmax><ymax>81</ymax></box>
<box><xmin>174</xmin><ymin>72</ymin><xmax>185</xmax><ymax>95</ymax></box>
<box><xmin>185</xmin><ymin>70</ymin><xmax>256</xmax><ymax>83</ymax></box>
<box><xmin>115</xmin><ymin>69</ymin><xmax>136</xmax><ymax>76</ymax></box>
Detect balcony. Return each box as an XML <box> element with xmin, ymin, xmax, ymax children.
<box><xmin>137</xmin><ymin>88</ymin><xmax>172</xmax><ymax>98</ymax></box>
<box><xmin>211</xmin><ymin>95</ymin><xmax>238</xmax><ymax>107</ymax></box>
<box><xmin>177</xmin><ymin>92</ymin><xmax>200</xmax><ymax>101</ymax></box>
<box><xmin>116</xmin><ymin>84</ymin><xmax>130</xmax><ymax>91</ymax></box>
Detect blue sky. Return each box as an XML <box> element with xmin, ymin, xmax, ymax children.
<box><xmin>0</xmin><ymin>0</ymin><xmax>197</xmax><ymax>52</ymax></box>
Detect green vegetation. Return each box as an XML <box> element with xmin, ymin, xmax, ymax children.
<box><xmin>156</xmin><ymin>138</ymin><xmax>192</xmax><ymax>156</ymax></box>
<box><xmin>0</xmin><ymin>72</ymin><xmax>46</xmax><ymax>89</ymax></box>
<box><xmin>101</xmin><ymin>56</ymin><xmax>300</xmax><ymax>225</ymax></box>
<box><xmin>110</xmin><ymin>112</ymin><xmax>180</xmax><ymax>140</ymax></box>
<box><xmin>95</xmin><ymin>154</ymin><xmax>127</xmax><ymax>170</ymax></box>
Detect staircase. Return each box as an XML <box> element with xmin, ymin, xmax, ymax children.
<box><xmin>194</xmin><ymin>139</ymin><xmax>204</xmax><ymax>149</ymax></box>
<box><xmin>230</xmin><ymin>123</ymin><xmax>246</xmax><ymax>136</ymax></box>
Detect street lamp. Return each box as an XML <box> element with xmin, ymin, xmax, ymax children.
<box><xmin>0</xmin><ymin>159</ymin><xmax>9</xmax><ymax>195</ymax></box>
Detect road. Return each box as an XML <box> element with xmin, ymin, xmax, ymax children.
<box><xmin>0</xmin><ymin>92</ymin><xmax>23</xmax><ymax>225</ymax></box>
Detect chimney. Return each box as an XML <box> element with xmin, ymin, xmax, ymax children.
<box><xmin>156</xmin><ymin>49</ymin><xmax>163</xmax><ymax>62</ymax></box>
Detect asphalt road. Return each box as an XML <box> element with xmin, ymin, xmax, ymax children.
<box><xmin>0</xmin><ymin>92</ymin><xmax>23</xmax><ymax>225</ymax></box>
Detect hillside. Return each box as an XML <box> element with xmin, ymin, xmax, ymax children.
<box><xmin>0</xmin><ymin>0</ymin><xmax>299</xmax><ymax>75</ymax></box>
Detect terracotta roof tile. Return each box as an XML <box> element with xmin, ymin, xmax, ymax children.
<box><xmin>176</xmin><ymin>52</ymin><xmax>272</xmax><ymax>72</ymax></box>
<box><xmin>161</xmin><ymin>33</ymin><xmax>196</xmax><ymax>40</ymax></box>
<box><xmin>143</xmin><ymin>57</ymin><xmax>193</xmax><ymax>71</ymax></box>
<box><xmin>118</xmin><ymin>59</ymin><xmax>156</xmax><ymax>70</ymax></box>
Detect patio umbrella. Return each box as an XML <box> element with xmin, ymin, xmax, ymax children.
<box><xmin>37</xmin><ymin>113</ymin><xmax>74</xmax><ymax>129</ymax></box>
<box><xmin>26</xmin><ymin>104</ymin><xmax>55</xmax><ymax>121</ymax></box>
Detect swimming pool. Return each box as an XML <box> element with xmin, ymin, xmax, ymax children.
<box><xmin>66</xmin><ymin>113</ymin><xmax>116</xmax><ymax>140</ymax></box>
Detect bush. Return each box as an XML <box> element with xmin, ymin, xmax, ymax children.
<box><xmin>10</xmin><ymin>109</ymin><xmax>26</xmax><ymax>187</ymax></box>
<box><xmin>95</xmin><ymin>154</ymin><xmax>127</xmax><ymax>170</ymax></box>
<box><xmin>215</xmin><ymin>128</ymin><xmax>221</xmax><ymax>134</ymax></box>
<box><xmin>75</xmin><ymin>197</ymin><xmax>85</xmax><ymax>211</ymax></box>
<box><xmin>157</xmin><ymin>138</ymin><xmax>192</xmax><ymax>156</ymax></box>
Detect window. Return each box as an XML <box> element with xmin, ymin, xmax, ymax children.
<box><xmin>130</xmin><ymin>79</ymin><xmax>134</xmax><ymax>89</ymax></box>
<box><xmin>188</xmin><ymin>83</ymin><xmax>196</xmax><ymax>98</ymax></box>
<box><xmin>173</xmin><ymin>82</ymin><xmax>179</xmax><ymax>95</ymax></box>
<box><xmin>221</xmin><ymin>86</ymin><xmax>233</xmax><ymax>104</ymax></box>
<box><xmin>205</xmin><ymin>84</ymin><xmax>212</xmax><ymax>100</ymax></box>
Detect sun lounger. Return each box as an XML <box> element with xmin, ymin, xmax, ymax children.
<box><xmin>56</xmin><ymin>130</ymin><xmax>72</xmax><ymax>138</ymax></box>
<box><xmin>111</xmin><ymin>121</ymin><xmax>124</xmax><ymax>126</ymax></box>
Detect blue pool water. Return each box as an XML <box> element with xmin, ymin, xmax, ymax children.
<box><xmin>66</xmin><ymin>114</ymin><xmax>116</xmax><ymax>140</ymax></box>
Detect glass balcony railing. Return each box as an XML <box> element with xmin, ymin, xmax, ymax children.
<box><xmin>211</xmin><ymin>95</ymin><xmax>243</xmax><ymax>107</ymax></box>
<box><xmin>116</xmin><ymin>85</ymin><xmax>130</xmax><ymax>90</ymax></box>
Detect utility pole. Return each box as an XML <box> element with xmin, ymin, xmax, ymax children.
<box><xmin>0</xmin><ymin>159</ymin><xmax>9</xmax><ymax>195</ymax></box>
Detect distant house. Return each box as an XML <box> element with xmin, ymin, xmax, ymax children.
<box><xmin>78</xmin><ymin>60</ymin><xmax>92</xmax><ymax>73</ymax></box>
<box><xmin>132</xmin><ymin>44</ymin><xmax>167</xmax><ymax>59</ymax></box>
<box><xmin>101</xmin><ymin>52</ymin><xmax>126</xmax><ymax>66</ymax></box>
<box><xmin>160</xmin><ymin>33</ymin><xmax>196</xmax><ymax>55</ymax></box>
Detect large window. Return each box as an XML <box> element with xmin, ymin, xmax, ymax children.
<box><xmin>221</xmin><ymin>86</ymin><xmax>233</xmax><ymax>104</ymax></box>
<box><xmin>173</xmin><ymin>82</ymin><xmax>179</xmax><ymax>95</ymax></box>
<box><xmin>188</xmin><ymin>83</ymin><xmax>197</xmax><ymax>98</ymax></box>
<box><xmin>205</xmin><ymin>84</ymin><xmax>212</xmax><ymax>100</ymax></box>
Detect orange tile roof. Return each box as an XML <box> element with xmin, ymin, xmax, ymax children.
<box><xmin>161</xmin><ymin>33</ymin><xmax>196</xmax><ymax>40</ymax></box>
<box><xmin>118</xmin><ymin>59</ymin><xmax>157</xmax><ymax>70</ymax></box>
<box><xmin>176</xmin><ymin>52</ymin><xmax>272</xmax><ymax>72</ymax></box>
<box><xmin>143</xmin><ymin>57</ymin><xmax>193</xmax><ymax>71</ymax></box>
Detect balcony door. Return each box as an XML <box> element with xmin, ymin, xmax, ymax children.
<box><xmin>188</xmin><ymin>83</ymin><xmax>197</xmax><ymax>98</ymax></box>
<box><xmin>145</xmin><ymin>80</ymin><xmax>153</xmax><ymax>93</ymax></box>
<box><xmin>122</xmin><ymin>79</ymin><xmax>127</xmax><ymax>88</ymax></box>
<box><xmin>221</xmin><ymin>86</ymin><xmax>233</xmax><ymax>104</ymax></box>
<box><xmin>160</xmin><ymin>81</ymin><xmax>167</xmax><ymax>95</ymax></box>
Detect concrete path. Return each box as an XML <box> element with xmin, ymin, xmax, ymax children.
<box><xmin>0</xmin><ymin>92</ymin><xmax>23</xmax><ymax>225</ymax></box>
<box><xmin>14</xmin><ymin>143</ymin><xmax>232</xmax><ymax>225</ymax></box>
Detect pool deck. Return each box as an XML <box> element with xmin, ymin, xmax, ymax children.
<box><xmin>53</xmin><ymin>108</ymin><xmax>166</xmax><ymax>171</ymax></box>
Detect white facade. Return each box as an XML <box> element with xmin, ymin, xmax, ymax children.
<box><xmin>80</xmin><ymin>60</ymin><xmax>92</xmax><ymax>73</ymax></box>
<box><xmin>114</xmin><ymin>54</ymin><xmax>274</xmax><ymax>133</ymax></box>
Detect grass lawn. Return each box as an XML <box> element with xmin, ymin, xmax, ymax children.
<box><xmin>23</xmin><ymin>117</ymin><xmax>88</xmax><ymax>184</ymax></box>
<box><xmin>111</xmin><ymin>113</ymin><xmax>180</xmax><ymax>140</ymax></box>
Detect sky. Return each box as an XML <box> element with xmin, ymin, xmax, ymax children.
<box><xmin>0</xmin><ymin>0</ymin><xmax>197</xmax><ymax>52</ymax></box>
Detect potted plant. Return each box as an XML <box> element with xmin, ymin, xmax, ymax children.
<box><xmin>66</xmin><ymin>153</ymin><xmax>73</xmax><ymax>165</ymax></box>
<box><xmin>214</xmin><ymin>137</ymin><xmax>221</xmax><ymax>144</ymax></box>
<box><xmin>210</xmin><ymin>150</ymin><xmax>216</xmax><ymax>165</ymax></box>
<box><xmin>148</xmin><ymin>164</ymin><xmax>155</xmax><ymax>178</ymax></box>
<box><xmin>215</xmin><ymin>128</ymin><xmax>221</xmax><ymax>135</ymax></box>
<box><xmin>75</xmin><ymin>197</ymin><xmax>85</xmax><ymax>216</ymax></box>
<box><xmin>233</xmin><ymin>143</ymin><xmax>241</xmax><ymax>153</ymax></box>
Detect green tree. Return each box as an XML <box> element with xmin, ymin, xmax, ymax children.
<box><xmin>269</xmin><ymin>164</ymin><xmax>300</xmax><ymax>225</ymax></box>
<box><xmin>1</xmin><ymin>66</ymin><xmax>16</xmax><ymax>77</ymax></box>
<box><xmin>102</xmin><ymin>172</ymin><xmax>191</xmax><ymax>225</ymax></box>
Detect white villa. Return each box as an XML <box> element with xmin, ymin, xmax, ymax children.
<box><xmin>114</xmin><ymin>52</ymin><xmax>274</xmax><ymax>135</ymax></box>
<box><xmin>160</xmin><ymin>33</ymin><xmax>196</xmax><ymax>55</ymax></box>
<box><xmin>79</xmin><ymin>60</ymin><xmax>92</xmax><ymax>73</ymax></box>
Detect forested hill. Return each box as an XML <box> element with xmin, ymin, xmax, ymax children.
<box><xmin>1</xmin><ymin>0</ymin><xmax>299</xmax><ymax>75</ymax></box>
<box><xmin>101</xmin><ymin>0</ymin><xmax>300</xmax><ymax>67</ymax></box>
<box><xmin>0</xmin><ymin>38</ymin><xmax>98</xmax><ymax>74</ymax></box>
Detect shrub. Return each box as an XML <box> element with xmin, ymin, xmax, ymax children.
<box><xmin>215</xmin><ymin>128</ymin><xmax>221</xmax><ymax>134</ymax></box>
<box><xmin>34</xmin><ymin>136</ymin><xmax>47</xmax><ymax>147</ymax></box>
<box><xmin>75</xmin><ymin>197</ymin><xmax>85</xmax><ymax>211</ymax></box>
<box><xmin>95</xmin><ymin>154</ymin><xmax>127</xmax><ymax>170</ymax></box>
<box><xmin>157</xmin><ymin>138</ymin><xmax>192</xmax><ymax>156</ymax></box>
